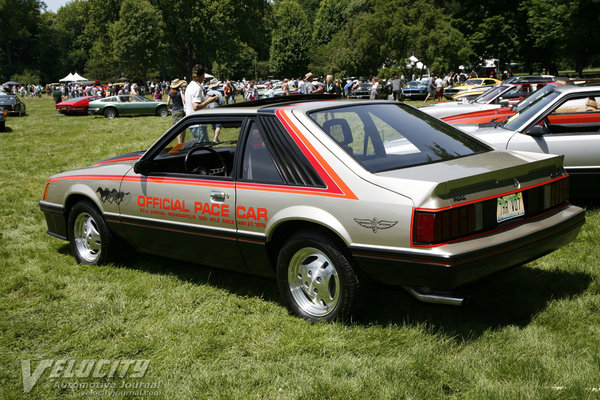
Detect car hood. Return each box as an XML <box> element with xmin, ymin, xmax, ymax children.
<box><xmin>92</xmin><ymin>151</ymin><xmax>145</xmax><ymax>166</ymax></box>
<box><xmin>58</xmin><ymin>99</ymin><xmax>86</xmax><ymax>105</ymax></box>
<box><xmin>462</xmin><ymin>127</ymin><xmax>517</xmax><ymax>149</ymax></box>
<box><xmin>421</xmin><ymin>103</ymin><xmax>499</xmax><ymax>118</ymax></box>
<box><xmin>367</xmin><ymin>150</ymin><xmax>563</xmax><ymax>209</ymax></box>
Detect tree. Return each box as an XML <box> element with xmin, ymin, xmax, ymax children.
<box><xmin>0</xmin><ymin>0</ymin><xmax>44</xmax><ymax>81</ymax></box>
<box><xmin>53</xmin><ymin>1</ymin><xmax>92</xmax><ymax>75</ymax></box>
<box><xmin>524</xmin><ymin>0</ymin><xmax>600</xmax><ymax>76</ymax></box>
<box><xmin>270</xmin><ymin>0</ymin><xmax>312</xmax><ymax>78</ymax></box>
<box><xmin>312</xmin><ymin>0</ymin><xmax>350</xmax><ymax>47</ymax></box>
<box><xmin>109</xmin><ymin>0</ymin><xmax>164</xmax><ymax>82</ymax></box>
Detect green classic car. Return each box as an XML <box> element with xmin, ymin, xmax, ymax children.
<box><xmin>88</xmin><ymin>94</ymin><xmax>169</xmax><ymax>118</ymax></box>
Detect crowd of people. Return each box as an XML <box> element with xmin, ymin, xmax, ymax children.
<box><xmin>3</xmin><ymin>66</ymin><xmax>519</xmax><ymax>112</ymax></box>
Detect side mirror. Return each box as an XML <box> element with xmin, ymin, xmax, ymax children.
<box><xmin>499</xmin><ymin>98</ymin><xmax>509</xmax><ymax>107</ymax></box>
<box><xmin>133</xmin><ymin>159</ymin><xmax>151</xmax><ymax>174</ymax></box>
<box><xmin>526</xmin><ymin>124</ymin><xmax>546</xmax><ymax>137</ymax></box>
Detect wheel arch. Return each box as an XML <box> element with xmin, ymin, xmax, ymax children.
<box><xmin>63</xmin><ymin>187</ymin><xmax>104</xmax><ymax>221</ymax></box>
<box><xmin>265</xmin><ymin>208</ymin><xmax>352</xmax><ymax>268</ymax></box>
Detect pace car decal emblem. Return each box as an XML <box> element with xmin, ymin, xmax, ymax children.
<box><xmin>96</xmin><ymin>187</ymin><xmax>130</xmax><ymax>205</ymax></box>
<box><xmin>354</xmin><ymin>217</ymin><xmax>398</xmax><ymax>233</ymax></box>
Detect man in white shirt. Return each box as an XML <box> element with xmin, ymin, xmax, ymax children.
<box><xmin>185</xmin><ymin>64</ymin><xmax>217</xmax><ymax>143</ymax></box>
<box><xmin>435</xmin><ymin>75</ymin><xmax>444</xmax><ymax>101</ymax></box>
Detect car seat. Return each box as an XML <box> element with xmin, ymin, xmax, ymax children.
<box><xmin>322</xmin><ymin>118</ymin><xmax>354</xmax><ymax>155</ymax></box>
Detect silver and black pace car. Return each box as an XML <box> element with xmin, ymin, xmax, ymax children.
<box><xmin>39</xmin><ymin>95</ymin><xmax>585</xmax><ymax>322</ymax></box>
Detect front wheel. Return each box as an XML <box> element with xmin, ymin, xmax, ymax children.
<box><xmin>67</xmin><ymin>201</ymin><xmax>115</xmax><ymax>265</ymax></box>
<box><xmin>276</xmin><ymin>230</ymin><xmax>358</xmax><ymax>322</ymax></box>
<box><xmin>156</xmin><ymin>105</ymin><xmax>168</xmax><ymax>117</ymax></box>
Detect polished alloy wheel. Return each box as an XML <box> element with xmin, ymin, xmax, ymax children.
<box><xmin>287</xmin><ymin>247</ymin><xmax>340</xmax><ymax>317</ymax></box>
<box><xmin>73</xmin><ymin>212</ymin><xmax>102</xmax><ymax>263</ymax></box>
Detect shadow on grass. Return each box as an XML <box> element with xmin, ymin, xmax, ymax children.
<box><xmin>57</xmin><ymin>241</ymin><xmax>592</xmax><ymax>340</ymax></box>
<box><xmin>356</xmin><ymin>267</ymin><xmax>591</xmax><ymax>339</ymax></box>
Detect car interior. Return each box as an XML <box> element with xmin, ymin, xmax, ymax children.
<box><xmin>546</xmin><ymin>95</ymin><xmax>600</xmax><ymax>134</ymax></box>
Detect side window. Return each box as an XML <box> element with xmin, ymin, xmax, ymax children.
<box><xmin>552</xmin><ymin>96</ymin><xmax>600</xmax><ymax>114</ymax></box>
<box><xmin>547</xmin><ymin>95</ymin><xmax>600</xmax><ymax>134</ymax></box>
<box><xmin>241</xmin><ymin>121</ymin><xmax>284</xmax><ymax>183</ymax></box>
<box><xmin>148</xmin><ymin>119</ymin><xmax>242</xmax><ymax>177</ymax></box>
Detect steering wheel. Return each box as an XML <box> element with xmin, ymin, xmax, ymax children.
<box><xmin>541</xmin><ymin>117</ymin><xmax>550</xmax><ymax>133</ymax></box>
<box><xmin>184</xmin><ymin>145</ymin><xmax>228</xmax><ymax>176</ymax></box>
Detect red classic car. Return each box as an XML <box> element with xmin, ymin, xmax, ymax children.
<box><xmin>56</xmin><ymin>96</ymin><xmax>101</xmax><ymax>115</ymax></box>
<box><xmin>441</xmin><ymin>83</ymin><xmax>562</xmax><ymax>125</ymax></box>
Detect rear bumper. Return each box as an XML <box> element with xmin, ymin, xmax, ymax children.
<box><xmin>351</xmin><ymin>204</ymin><xmax>585</xmax><ymax>290</ymax></box>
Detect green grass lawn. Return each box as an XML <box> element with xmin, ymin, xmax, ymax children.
<box><xmin>1</xmin><ymin>96</ymin><xmax>600</xmax><ymax>399</ymax></box>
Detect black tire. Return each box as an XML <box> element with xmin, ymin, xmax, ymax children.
<box><xmin>156</xmin><ymin>105</ymin><xmax>168</xmax><ymax>117</ymax></box>
<box><xmin>104</xmin><ymin>107</ymin><xmax>117</xmax><ymax>119</ymax></box>
<box><xmin>276</xmin><ymin>229</ymin><xmax>359</xmax><ymax>322</ymax></box>
<box><xmin>67</xmin><ymin>201</ymin><xmax>115</xmax><ymax>265</ymax></box>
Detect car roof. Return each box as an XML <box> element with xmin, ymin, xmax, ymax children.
<box><xmin>552</xmin><ymin>84</ymin><xmax>600</xmax><ymax>95</ymax></box>
<box><xmin>179</xmin><ymin>96</ymin><xmax>382</xmax><ymax>118</ymax></box>
<box><xmin>221</xmin><ymin>93</ymin><xmax>343</xmax><ymax>113</ymax></box>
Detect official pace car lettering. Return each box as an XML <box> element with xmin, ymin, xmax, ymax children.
<box><xmin>137</xmin><ymin>195</ymin><xmax>267</xmax><ymax>226</ymax></box>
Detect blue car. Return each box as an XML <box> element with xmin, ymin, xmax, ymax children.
<box><xmin>401</xmin><ymin>80</ymin><xmax>429</xmax><ymax>100</ymax></box>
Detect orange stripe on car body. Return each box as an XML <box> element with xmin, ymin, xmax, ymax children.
<box><xmin>275</xmin><ymin>107</ymin><xmax>357</xmax><ymax>199</ymax></box>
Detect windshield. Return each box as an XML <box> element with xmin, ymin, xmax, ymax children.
<box><xmin>502</xmin><ymin>89</ymin><xmax>560</xmax><ymax>131</ymax></box>
<box><xmin>475</xmin><ymin>85</ymin><xmax>509</xmax><ymax>104</ymax></box>
<box><xmin>133</xmin><ymin>94</ymin><xmax>150</xmax><ymax>102</ymax></box>
<box><xmin>513</xmin><ymin>84</ymin><xmax>558</xmax><ymax>112</ymax></box>
<box><xmin>309</xmin><ymin>103</ymin><xmax>491</xmax><ymax>173</ymax></box>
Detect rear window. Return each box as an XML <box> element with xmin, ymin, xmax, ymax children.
<box><xmin>309</xmin><ymin>103</ymin><xmax>491</xmax><ymax>172</ymax></box>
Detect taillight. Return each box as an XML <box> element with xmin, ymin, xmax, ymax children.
<box><xmin>544</xmin><ymin>177</ymin><xmax>569</xmax><ymax>209</ymax></box>
<box><xmin>413</xmin><ymin>176</ymin><xmax>569</xmax><ymax>246</ymax></box>
<box><xmin>414</xmin><ymin>203</ymin><xmax>483</xmax><ymax>245</ymax></box>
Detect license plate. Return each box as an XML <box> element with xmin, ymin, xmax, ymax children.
<box><xmin>497</xmin><ymin>192</ymin><xmax>525</xmax><ymax>222</ymax></box>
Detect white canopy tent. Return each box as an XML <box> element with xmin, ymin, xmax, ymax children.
<box><xmin>71</xmin><ymin>72</ymin><xmax>87</xmax><ymax>81</ymax></box>
<box><xmin>59</xmin><ymin>72</ymin><xmax>88</xmax><ymax>82</ymax></box>
<box><xmin>59</xmin><ymin>73</ymin><xmax>75</xmax><ymax>82</ymax></box>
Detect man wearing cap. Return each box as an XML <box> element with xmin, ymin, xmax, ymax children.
<box><xmin>300</xmin><ymin>72</ymin><xmax>323</xmax><ymax>95</ymax></box>
<box><xmin>185</xmin><ymin>64</ymin><xmax>217</xmax><ymax>143</ymax></box>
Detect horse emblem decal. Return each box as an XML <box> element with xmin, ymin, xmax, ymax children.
<box><xmin>354</xmin><ymin>217</ymin><xmax>398</xmax><ymax>233</ymax></box>
<box><xmin>96</xmin><ymin>187</ymin><xmax>130</xmax><ymax>205</ymax></box>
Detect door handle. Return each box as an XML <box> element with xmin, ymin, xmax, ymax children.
<box><xmin>210</xmin><ymin>191</ymin><xmax>229</xmax><ymax>202</ymax></box>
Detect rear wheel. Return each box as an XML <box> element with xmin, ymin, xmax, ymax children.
<box><xmin>104</xmin><ymin>107</ymin><xmax>117</xmax><ymax>119</ymax></box>
<box><xmin>276</xmin><ymin>230</ymin><xmax>358</xmax><ymax>322</ymax></box>
<box><xmin>67</xmin><ymin>201</ymin><xmax>115</xmax><ymax>265</ymax></box>
<box><xmin>156</xmin><ymin>105</ymin><xmax>168</xmax><ymax>117</ymax></box>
